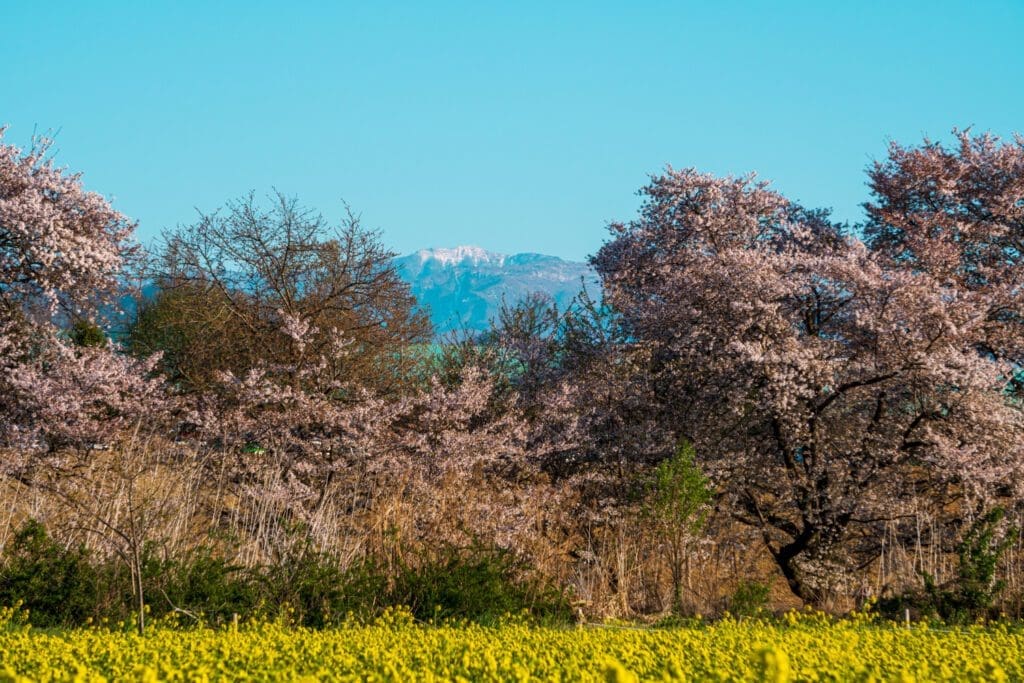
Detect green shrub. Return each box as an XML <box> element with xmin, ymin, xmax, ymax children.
<box><xmin>389</xmin><ymin>545</ymin><xmax>573</xmax><ymax>624</ymax></box>
<box><xmin>921</xmin><ymin>507</ymin><xmax>1019</xmax><ymax>623</ymax></box>
<box><xmin>729</xmin><ymin>580</ymin><xmax>771</xmax><ymax>618</ymax></box>
<box><xmin>0</xmin><ymin>522</ymin><xmax>572</xmax><ymax>628</ymax></box>
<box><xmin>261</xmin><ymin>549</ymin><xmax>388</xmax><ymax>627</ymax></box>
<box><xmin>877</xmin><ymin>508</ymin><xmax>1020</xmax><ymax>624</ymax></box>
<box><xmin>0</xmin><ymin>525</ymin><xmax>260</xmax><ymax>628</ymax></box>
<box><xmin>0</xmin><ymin>520</ymin><xmax>100</xmax><ymax>628</ymax></box>
<box><xmin>146</xmin><ymin>549</ymin><xmax>259</xmax><ymax>625</ymax></box>
<box><xmin>642</xmin><ymin>439</ymin><xmax>712</xmax><ymax>615</ymax></box>
<box><xmin>68</xmin><ymin>319</ymin><xmax>107</xmax><ymax>348</ymax></box>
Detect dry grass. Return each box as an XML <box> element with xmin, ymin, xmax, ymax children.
<box><xmin>2</xmin><ymin>438</ymin><xmax>1022</xmax><ymax>620</ymax></box>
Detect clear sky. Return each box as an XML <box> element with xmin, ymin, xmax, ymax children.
<box><xmin>2</xmin><ymin>1</ymin><xmax>1022</xmax><ymax>261</ymax></box>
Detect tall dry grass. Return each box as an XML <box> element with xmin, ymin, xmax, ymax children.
<box><xmin>2</xmin><ymin>437</ymin><xmax>1021</xmax><ymax>620</ymax></box>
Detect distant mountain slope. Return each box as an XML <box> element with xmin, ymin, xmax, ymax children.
<box><xmin>394</xmin><ymin>246</ymin><xmax>600</xmax><ymax>334</ymax></box>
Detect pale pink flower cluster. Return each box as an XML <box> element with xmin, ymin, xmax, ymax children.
<box><xmin>0</xmin><ymin>129</ymin><xmax>156</xmax><ymax>453</ymax></box>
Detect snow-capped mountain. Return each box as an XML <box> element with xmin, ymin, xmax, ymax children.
<box><xmin>394</xmin><ymin>246</ymin><xmax>600</xmax><ymax>334</ymax></box>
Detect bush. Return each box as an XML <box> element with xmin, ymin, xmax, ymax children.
<box><xmin>642</xmin><ymin>440</ymin><xmax>712</xmax><ymax>615</ymax></box>
<box><xmin>0</xmin><ymin>524</ymin><xmax>261</xmax><ymax>628</ymax></box>
<box><xmin>389</xmin><ymin>545</ymin><xmax>573</xmax><ymax>624</ymax></box>
<box><xmin>0</xmin><ymin>520</ymin><xmax>100</xmax><ymax>628</ymax></box>
<box><xmin>729</xmin><ymin>580</ymin><xmax>771</xmax><ymax>618</ymax></box>
<box><xmin>921</xmin><ymin>507</ymin><xmax>1019</xmax><ymax>623</ymax></box>
<box><xmin>68</xmin><ymin>319</ymin><xmax>107</xmax><ymax>348</ymax></box>
<box><xmin>877</xmin><ymin>507</ymin><xmax>1020</xmax><ymax>624</ymax></box>
<box><xmin>146</xmin><ymin>549</ymin><xmax>259</xmax><ymax>625</ymax></box>
<box><xmin>261</xmin><ymin>549</ymin><xmax>388</xmax><ymax>627</ymax></box>
<box><xmin>0</xmin><ymin>522</ymin><xmax>572</xmax><ymax>628</ymax></box>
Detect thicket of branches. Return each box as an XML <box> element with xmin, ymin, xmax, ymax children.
<box><xmin>2</xmin><ymin>126</ymin><xmax>1024</xmax><ymax>626</ymax></box>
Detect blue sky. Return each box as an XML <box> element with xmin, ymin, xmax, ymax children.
<box><xmin>2</xmin><ymin>1</ymin><xmax>1022</xmax><ymax>261</ymax></box>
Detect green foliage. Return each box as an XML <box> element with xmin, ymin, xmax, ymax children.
<box><xmin>126</xmin><ymin>285</ymin><xmax>232</xmax><ymax>391</ymax></box>
<box><xmin>0</xmin><ymin>523</ymin><xmax>261</xmax><ymax>628</ymax></box>
<box><xmin>389</xmin><ymin>546</ymin><xmax>573</xmax><ymax>625</ymax></box>
<box><xmin>261</xmin><ymin>550</ymin><xmax>387</xmax><ymax>628</ymax></box>
<box><xmin>68</xmin><ymin>319</ymin><xmax>107</xmax><ymax>348</ymax></box>
<box><xmin>729</xmin><ymin>580</ymin><xmax>771</xmax><ymax>618</ymax></box>
<box><xmin>0</xmin><ymin>520</ymin><xmax>100</xmax><ymax>628</ymax></box>
<box><xmin>919</xmin><ymin>507</ymin><xmax>1019</xmax><ymax>623</ymax></box>
<box><xmin>644</xmin><ymin>440</ymin><xmax>712</xmax><ymax>536</ymax></box>
<box><xmin>642</xmin><ymin>440</ymin><xmax>712</xmax><ymax>615</ymax></box>
<box><xmin>878</xmin><ymin>507</ymin><xmax>1020</xmax><ymax>623</ymax></box>
<box><xmin>144</xmin><ymin>549</ymin><xmax>259</xmax><ymax>625</ymax></box>
<box><xmin>0</xmin><ymin>523</ymin><xmax>571</xmax><ymax>628</ymax></box>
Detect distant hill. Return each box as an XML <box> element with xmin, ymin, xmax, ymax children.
<box><xmin>394</xmin><ymin>246</ymin><xmax>600</xmax><ymax>334</ymax></box>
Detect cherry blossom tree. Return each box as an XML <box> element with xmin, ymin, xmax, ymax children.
<box><xmin>865</xmin><ymin>130</ymin><xmax>1024</xmax><ymax>371</ymax></box>
<box><xmin>0</xmin><ymin>129</ymin><xmax>134</xmax><ymax>324</ymax></box>
<box><xmin>593</xmin><ymin>156</ymin><xmax>1024</xmax><ymax>603</ymax></box>
<box><xmin>0</xmin><ymin>129</ymin><xmax>176</xmax><ymax>632</ymax></box>
<box><xmin>0</xmin><ymin>128</ymin><xmax>163</xmax><ymax>453</ymax></box>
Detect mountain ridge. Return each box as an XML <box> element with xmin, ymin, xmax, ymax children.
<box><xmin>394</xmin><ymin>246</ymin><xmax>599</xmax><ymax>334</ymax></box>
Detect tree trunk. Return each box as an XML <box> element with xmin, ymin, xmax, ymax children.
<box><xmin>774</xmin><ymin>543</ymin><xmax>823</xmax><ymax>605</ymax></box>
<box><xmin>670</xmin><ymin>538</ymin><xmax>686</xmax><ymax>615</ymax></box>
<box><xmin>132</xmin><ymin>542</ymin><xmax>145</xmax><ymax>636</ymax></box>
<box><xmin>768</xmin><ymin>516</ymin><xmax>851</xmax><ymax>606</ymax></box>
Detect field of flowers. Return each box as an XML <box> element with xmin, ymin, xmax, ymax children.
<box><xmin>0</xmin><ymin>609</ymin><xmax>1021</xmax><ymax>682</ymax></box>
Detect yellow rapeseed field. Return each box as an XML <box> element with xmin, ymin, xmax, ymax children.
<box><xmin>0</xmin><ymin>608</ymin><xmax>1021</xmax><ymax>682</ymax></box>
